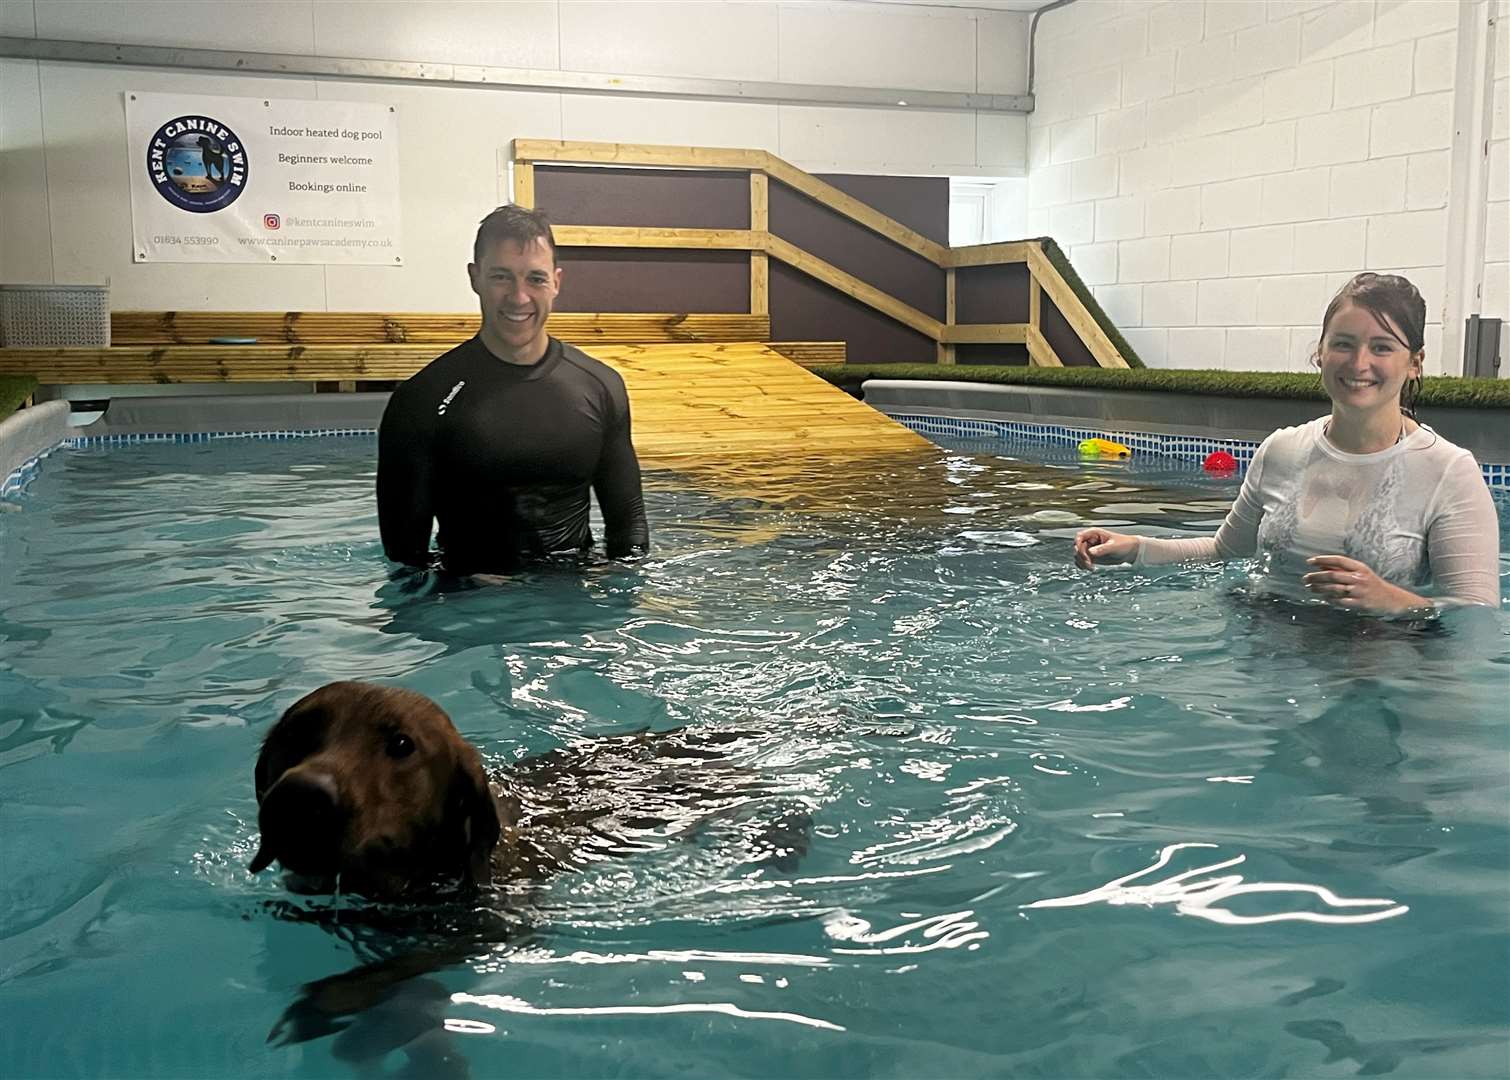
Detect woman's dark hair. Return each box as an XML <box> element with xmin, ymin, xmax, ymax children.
<box><xmin>1312</xmin><ymin>272</ymin><xmax>1426</xmax><ymax>418</ymax></box>
<box><xmin>472</xmin><ymin>204</ymin><xmax>556</xmax><ymax>266</ymax></box>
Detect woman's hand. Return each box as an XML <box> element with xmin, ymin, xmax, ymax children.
<box><xmin>1073</xmin><ymin>528</ymin><xmax>1141</xmax><ymax>571</ymax></box>
<box><xmin>1302</xmin><ymin>555</ymin><xmax>1430</xmax><ymax>615</ymax></box>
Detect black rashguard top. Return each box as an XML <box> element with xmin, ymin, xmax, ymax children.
<box><xmin>377</xmin><ymin>336</ymin><xmax>649</xmax><ymax>573</ymax></box>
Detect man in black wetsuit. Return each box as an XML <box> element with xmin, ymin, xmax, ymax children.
<box><xmin>377</xmin><ymin>205</ymin><xmax>649</xmax><ymax>574</ymax></box>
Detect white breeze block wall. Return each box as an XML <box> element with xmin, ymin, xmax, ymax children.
<box><xmin>1485</xmin><ymin>0</ymin><xmax>1509</xmax><ymax>342</ymax></box>
<box><xmin>0</xmin><ymin>0</ymin><xmax>1029</xmax><ymax>309</ymax></box>
<box><xmin>1028</xmin><ymin>0</ymin><xmax>1476</xmax><ymax>375</ymax></box>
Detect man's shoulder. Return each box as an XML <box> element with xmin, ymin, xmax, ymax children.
<box><xmin>382</xmin><ymin>339</ymin><xmax>482</xmax><ymax>430</ymax></box>
<box><xmin>556</xmin><ymin>341</ymin><xmax>627</xmax><ymax>391</ymax></box>
<box><xmin>393</xmin><ymin>338</ymin><xmax>481</xmax><ymax>395</ymax></box>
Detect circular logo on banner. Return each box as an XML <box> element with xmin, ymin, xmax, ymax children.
<box><xmin>147</xmin><ymin>115</ymin><xmax>248</xmax><ymax>213</ymax></box>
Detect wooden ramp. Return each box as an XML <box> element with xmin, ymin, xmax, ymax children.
<box><xmin>580</xmin><ymin>342</ymin><xmax>931</xmax><ymax>464</ymax></box>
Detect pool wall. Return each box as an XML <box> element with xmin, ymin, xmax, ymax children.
<box><xmin>0</xmin><ymin>401</ymin><xmax>70</xmax><ymax>495</ymax></box>
<box><xmin>864</xmin><ymin>380</ymin><xmax>1510</xmax><ymax>488</ymax></box>
<box><xmin>4</xmin><ymin>386</ymin><xmax>1508</xmax><ymax>492</ymax></box>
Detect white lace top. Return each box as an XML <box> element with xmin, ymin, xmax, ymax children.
<box><xmin>1135</xmin><ymin>417</ymin><xmax>1502</xmax><ymax>608</ymax></box>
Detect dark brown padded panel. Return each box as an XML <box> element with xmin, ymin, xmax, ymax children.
<box><xmin>956</xmin><ymin>344</ymin><xmax>1029</xmax><ymax>366</ymax></box>
<box><xmin>535</xmin><ymin>166</ymin><xmax>751</xmax><ymax>230</ymax></box>
<box><xmin>814</xmin><ymin>173</ymin><xmax>950</xmax><ymax>246</ymax></box>
<box><xmin>770</xmin><ymin>261</ymin><xmax>934</xmax><ymax>364</ymax></box>
<box><xmin>555</xmin><ymin>250</ymin><xmax>749</xmax><ymax>313</ymax></box>
<box><xmin>955</xmin><ymin>263</ymin><xmax>1031</xmax><ymax>325</ymax></box>
<box><xmin>769</xmin><ymin>185</ymin><xmax>946</xmax><ymax>321</ymax></box>
<box><xmin>1040</xmin><ymin>296</ymin><xmax>1098</xmax><ymax>367</ymax></box>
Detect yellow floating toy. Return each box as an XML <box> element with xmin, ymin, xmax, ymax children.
<box><xmin>1078</xmin><ymin>437</ymin><xmax>1131</xmax><ymax>459</ymax></box>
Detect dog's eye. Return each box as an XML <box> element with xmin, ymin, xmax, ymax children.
<box><xmin>385</xmin><ymin>732</ymin><xmax>415</xmax><ymax>759</ymax></box>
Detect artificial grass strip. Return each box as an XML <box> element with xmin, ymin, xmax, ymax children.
<box><xmin>0</xmin><ymin>375</ymin><xmax>37</xmax><ymax>418</ymax></box>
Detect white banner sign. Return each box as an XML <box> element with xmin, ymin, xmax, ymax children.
<box><xmin>125</xmin><ymin>91</ymin><xmax>402</xmax><ymax>265</ymax></box>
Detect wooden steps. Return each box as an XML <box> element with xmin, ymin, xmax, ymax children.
<box><xmin>582</xmin><ymin>342</ymin><xmax>927</xmax><ymax>462</ymax></box>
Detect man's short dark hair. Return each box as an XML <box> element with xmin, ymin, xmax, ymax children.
<box><xmin>473</xmin><ymin>204</ymin><xmax>556</xmax><ymax>266</ymax></box>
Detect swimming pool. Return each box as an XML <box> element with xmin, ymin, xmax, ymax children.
<box><xmin>2</xmin><ymin>434</ymin><xmax>1506</xmax><ymax>1078</ymax></box>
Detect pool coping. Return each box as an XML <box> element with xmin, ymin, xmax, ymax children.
<box><xmin>3</xmin><ymin>386</ymin><xmax>1508</xmax><ymax>493</ymax></box>
<box><xmin>864</xmin><ymin>380</ymin><xmax>1510</xmax><ymax>490</ymax></box>
<box><xmin>0</xmin><ymin>400</ymin><xmax>70</xmax><ymax>495</ymax></box>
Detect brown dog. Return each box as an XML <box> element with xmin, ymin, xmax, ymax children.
<box><xmin>249</xmin><ymin>682</ymin><xmax>508</xmax><ymax>898</ymax></box>
<box><xmin>250</xmin><ymin>680</ymin><xmax>803</xmax><ymax>900</ymax></box>
<box><xmin>250</xmin><ymin>680</ymin><xmax>811</xmax><ymax>1047</ymax></box>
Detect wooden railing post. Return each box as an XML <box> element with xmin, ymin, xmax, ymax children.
<box><xmin>939</xmin><ymin>269</ymin><xmax>956</xmax><ymax>365</ymax></box>
<box><xmin>513</xmin><ymin>161</ymin><xmax>535</xmax><ymax>209</ymax></box>
<box><xmin>750</xmin><ymin>172</ymin><xmax>769</xmax><ymax>317</ymax></box>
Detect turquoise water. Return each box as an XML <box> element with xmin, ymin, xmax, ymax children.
<box><xmin>1</xmin><ymin>435</ymin><xmax>1506</xmax><ymax>1079</ymax></box>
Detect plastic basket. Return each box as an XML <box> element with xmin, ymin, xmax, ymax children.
<box><xmin>0</xmin><ymin>284</ymin><xmax>111</xmax><ymax>347</ymax></box>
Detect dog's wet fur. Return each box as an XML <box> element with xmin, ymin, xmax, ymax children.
<box><xmin>249</xmin><ymin>681</ymin><xmax>810</xmax><ymax>1047</ymax></box>
<box><xmin>250</xmin><ymin>681</ymin><xmax>802</xmax><ymax>900</ymax></box>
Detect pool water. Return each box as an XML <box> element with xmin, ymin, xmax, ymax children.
<box><xmin>1</xmin><ymin>435</ymin><xmax>1506</xmax><ymax>1079</ymax></box>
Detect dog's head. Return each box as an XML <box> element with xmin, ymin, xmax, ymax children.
<box><xmin>249</xmin><ymin>682</ymin><xmax>502</xmax><ymax>898</ymax></box>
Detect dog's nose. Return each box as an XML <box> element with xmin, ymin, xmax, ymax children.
<box><xmin>250</xmin><ymin>771</ymin><xmax>345</xmax><ymax>876</ymax></box>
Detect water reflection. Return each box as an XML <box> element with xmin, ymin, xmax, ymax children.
<box><xmin>1022</xmin><ymin>842</ymin><xmax>1408</xmax><ymax>926</ymax></box>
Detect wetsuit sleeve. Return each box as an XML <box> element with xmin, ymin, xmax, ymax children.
<box><xmin>593</xmin><ymin>393</ymin><xmax>649</xmax><ymax>558</ymax></box>
<box><xmin>1423</xmin><ymin>452</ymin><xmax>1501</xmax><ymax>608</ymax></box>
<box><xmin>1136</xmin><ymin>436</ymin><xmax>1270</xmax><ymax>565</ymax></box>
<box><xmin>376</xmin><ymin>390</ymin><xmax>436</xmax><ymax>567</ymax></box>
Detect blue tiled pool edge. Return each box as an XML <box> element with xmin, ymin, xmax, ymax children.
<box><xmin>3</xmin><ymin>419</ymin><xmax>1508</xmax><ymax>493</ymax></box>
<box><xmin>64</xmin><ymin>427</ymin><xmax>377</xmax><ymax>446</ymax></box>
<box><xmin>891</xmin><ymin>412</ymin><xmax>1510</xmax><ymax>490</ymax></box>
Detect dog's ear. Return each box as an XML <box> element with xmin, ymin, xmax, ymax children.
<box><xmin>254</xmin><ymin>700</ymin><xmax>327</xmax><ymax>803</ymax></box>
<box><xmin>447</xmin><ymin>750</ymin><xmax>501</xmax><ymax>888</ymax></box>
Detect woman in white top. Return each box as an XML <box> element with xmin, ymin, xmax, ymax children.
<box><xmin>1073</xmin><ymin>273</ymin><xmax>1501</xmax><ymax>613</ymax></box>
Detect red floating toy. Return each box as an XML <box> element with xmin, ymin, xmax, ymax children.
<box><xmin>1203</xmin><ymin>450</ymin><xmax>1238</xmax><ymax>473</ymax></box>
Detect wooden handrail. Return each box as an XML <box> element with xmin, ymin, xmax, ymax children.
<box><xmin>512</xmin><ymin>139</ymin><xmax>1134</xmax><ymax>370</ymax></box>
<box><xmin>109</xmin><ymin>311</ymin><xmax>773</xmax><ymax>346</ymax></box>
<box><xmin>513</xmin><ymin>139</ymin><xmax>951</xmax><ymax>267</ymax></box>
<box><xmin>762</xmin><ymin>235</ymin><xmax>942</xmax><ymax>339</ymax></box>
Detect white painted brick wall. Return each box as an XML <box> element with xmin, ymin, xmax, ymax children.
<box><xmin>1144</xmin><ymin>280</ymin><xmax>1199</xmax><ymax>325</ymax></box>
<box><xmin>1119</xmin><ymin>235</ymin><xmax>1172</xmax><ymax>282</ymax></box>
<box><xmin>1095</xmin><ymin>194</ymin><xmax>1145</xmax><ymax>240</ymax></box>
<box><xmin>1172</xmin><ymin>231</ymin><xmax>1231</xmax><ymax>278</ymax></box>
<box><xmin>1332</xmin><ymin>41</ymin><xmax>1416</xmax><ymax>109</ymax></box>
<box><xmin>1072</xmin><ymin>156</ymin><xmax>1120</xmax><ymax>202</ymax></box>
<box><xmin>1260</xmin><ymin>167</ymin><xmax>1331</xmax><ymax>223</ymax></box>
<box><xmin>1202</xmin><ymin>178</ymin><xmax>1266</xmax><ymax>230</ymax></box>
<box><xmin>1030</xmin><ymin>0</ymin><xmax>1471</xmax><ymax>372</ymax></box>
<box><xmin>1147</xmin><ymin>186</ymin><xmax>1202</xmax><ymax>235</ymax></box>
<box><xmin>1229</xmin><ymin>225</ymin><xmax>1296</xmax><ymax>276</ymax></box>
<box><xmin>1328</xmin><ymin>158</ymin><xmax>1407</xmax><ymax>216</ymax></box>
<box><xmin>1070</xmin><ymin>241</ymin><xmax>1118</xmax><ymax>285</ymax></box>
<box><xmin>1168</xmin><ymin>326</ymin><xmax>1227</xmax><ymax>367</ymax></box>
<box><xmin>1263</xmin><ymin>60</ymin><xmax>1334</xmax><ymax>120</ymax></box>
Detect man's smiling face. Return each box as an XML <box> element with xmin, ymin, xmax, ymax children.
<box><xmin>469</xmin><ymin>235</ymin><xmax>561</xmax><ymax>364</ymax></box>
